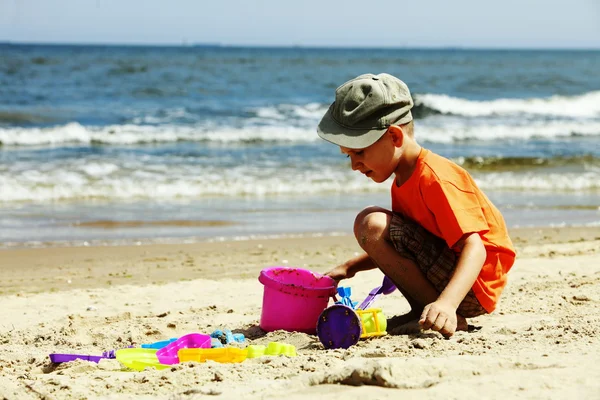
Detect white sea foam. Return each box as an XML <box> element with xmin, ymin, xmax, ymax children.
<box><xmin>474</xmin><ymin>171</ymin><xmax>600</xmax><ymax>191</ymax></box>
<box><xmin>1</xmin><ymin>161</ymin><xmax>598</xmax><ymax>204</ymax></box>
<box><xmin>80</xmin><ymin>162</ymin><xmax>120</xmax><ymax>177</ymax></box>
<box><xmin>252</xmin><ymin>103</ymin><xmax>327</xmax><ymax>121</ymax></box>
<box><xmin>0</xmin><ymin>159</ymin><xmax>381</xmax><ymax>203</ymax></box>
<box><xmin>251</xmin><ymin>92</ymin><xmax>600</xmax><ymax>121</ymax></box>
<box><xmin>0</xmin><ymin>123</ymin><xmax>317</xmax><ymax>146</ymax></box>
<box><xmin>1</xmin><ymin>119</ymin><xmax>599</xmax><ymax>147</ymax></box>
<box><xmin>417</xmin><ymin>91</ymin><xmax>600</xmax><ymax>118</ymax></box>
<box><xmin>1</xmin><ymin>92</ymin><xmax>600</xmax><ymax>147</ymax></box>
<box><xmin>417</xmin><ymin>119</ymin><xmax>600</xmax><ymax>143</ymax></box>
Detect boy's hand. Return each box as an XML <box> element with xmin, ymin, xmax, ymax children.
<box><xmin>419</xmin><ymin>300</ymin><xmax>458</xmax><ymax>337</ymax></box>
<box><xmin>324</xmin><ymin>264</ymin><xmax>354</xmax><ymax>282</ymax></box>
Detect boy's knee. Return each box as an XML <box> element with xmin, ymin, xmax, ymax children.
<box><xmin>353</xmin><ymin>206</ymin><xmax>391</xmax><ymax>249</ymax></box>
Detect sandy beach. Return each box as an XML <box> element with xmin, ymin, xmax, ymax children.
<box><xmin>1</xmin><ymin>226</ymin><xmax>600</xmax><ymax>399</ymax></box>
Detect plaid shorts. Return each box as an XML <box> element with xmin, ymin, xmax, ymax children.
<box><xmin>388</xmin><ymin>213</ymin><xmax>486</xmax><ymax>318</ymax></box>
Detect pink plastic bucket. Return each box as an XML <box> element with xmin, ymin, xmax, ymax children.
<box><xmin>258</xmin><ymin>267</ymin><xmax>337</xmax><ymax>334</ymax></box>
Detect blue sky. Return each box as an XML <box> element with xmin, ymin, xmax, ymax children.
<box><xmin>1</xmin><ymin>0</ymin><xmax>599</xmax><ymax>48</ymax></box>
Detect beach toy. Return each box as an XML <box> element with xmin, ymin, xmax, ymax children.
<box><xmin>178</xmin><ymin>341</ymin><xmax>297</xmax><ymax>363</ymax></box>
<box><xmin>246</xmin><ymin>345</ymin><xmax>267</xmax><ymax>358</ymax></box>
<box><xmin>265</xmin><ymin>342</ymin><xmax>297</xmax><ymax>357</ymax></box>
<box><xmin>49</xmin><ymin>354</ymin><xmax>108</xmax><ymax>364</ymax></box>
<box><xmin>49</xmin><ymin>348</ymin><xmax>124</xmax><ymax>364</ymax></box>
<box><xmin>246</xmin><ymin>342</ymin><xmax>297</xmax><ymax>358</ymax></box>
<box><xmin>335</xmin><ymin>286</ymin><xmax>358</xmax><ymax>309</ymax></box>
<box><xmin>356</xmin><ymin>276</ymin><xmax>397</xmax><ymax>310</ymax></box>
<box><xmin>210</xmin><ymin>329</ymin><xmax>245</xmax><ymax>346</ymax></box>
<box><xmin>234</xmin><ymin>333</ymin><xmax>245</xmax><ymax>342</ymax></box>
<box><xmin>178</xmin><ymin>348</ymin><xmax>248</xmax><ymax>364</ymax></box>
<box><xmin>317</xmin><ymin>276</ymin><xmax>396</xmax><ymax>349</ymax></box>
<box><xmin>141</xmin><ymin>338</ymin><xmax>177</xmax><ymax>349</ymax></box>
<box><xmin>115</xmin><ymin>348</ymin><xmax>170</xmax><ymax>371</ymax></box>
<box><xmin>258</xmin><ymin>267</ymin><xmax>337</xmax><ymax>334</ymax></box>
<box><xmin>155</xmin><ymin>333</ymin><xmax>211</xmax><ymax>365</ymax></box>
<box><xmin>356</xmin><ymin>308</ymin><xmax>387</xmax><ymax>337</ymax></box>
<box><xmin>316</xmin><ymin>305</ymin><xmax>362</xmax><ymax>349</ymax></box>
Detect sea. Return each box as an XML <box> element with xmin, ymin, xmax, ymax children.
<box><xmin>1</xmin><ymin>44</ymin><xmax>599</xmax><ymax>248</ymax></box>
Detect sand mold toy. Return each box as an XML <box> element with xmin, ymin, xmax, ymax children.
<box><xmin>52</xmin><ymin>337</ymin><xmax>297</xmax><ymax>370</ymax></box>
<box><xmin>178</xmin><ymin>347</ymin><xmax>248</xmax><ymax>364</ymax></box>
<box><xmin>156</xmin><ymin>333</ymin><xmax>211</xmax><ymax>365</ymax></box>
<box><xmin>141</xmin><ymin>338</ymin><xmax>177</xmax><ymax>349</ymax></box>
<box><xmin>210</xmin><ymin>329</ymin><xmax>245</xmax><ymax>348</ymax></box>
<box><xmin>178</xmin><ymin>341</ymin><xmax>297</xmax><ymax>363</ymax></box>
<box><xmin>115</xmin><ymin>348</ymin><xmax>170</xmax><ymax>371</ymax></box>
<box><xmin>246</xmin><ymin>342</ymin><xmax>297</xmax><ymax>358</ymax></box>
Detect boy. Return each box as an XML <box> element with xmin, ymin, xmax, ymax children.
<box><xmin>317</xmin><ymin>73</ymin><xmax>516</xmax><ymax>337</ymax></box>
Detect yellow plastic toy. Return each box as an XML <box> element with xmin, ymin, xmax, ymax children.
<box><xmin>115</xmin><ymin>348</ymin><xmax>170</xmax><ymax>371</ymax></box>
<box><xmin>178</xmin><ymin>347</ymin><xmax>248</xmax><ymax>363</ymax></box>
<box><xmin>114</xmin><ymin>341</ymin><xmax>298</xmax><ymax>369</ymax></box>
<box><xmin>356</xmin><ymin>308</ymin><xmax>387</xmax><ymax>338</ymax></box>
<box><xmin>246</xmin><ymin>345</ymin><xmax>267</xmax><ymax>358</ymax></box>
<box><xmin>246</xmin><ymin>342</ymin><xmax>297</xmax><ymax>358</ymax></box>
<box><xmin>178</xmin><ymin>342</ymin><xmax>297</xmax><ymax>363</ymax></box>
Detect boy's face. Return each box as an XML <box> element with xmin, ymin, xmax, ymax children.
<box><xmin>340</xmin><ymin>130</ymin><xmax>399</xmax><ymax>183</ymax></box>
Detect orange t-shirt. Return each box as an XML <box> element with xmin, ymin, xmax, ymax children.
<box><xmin>391</xmin><ymin>148</ymin><xmax>516</xmax><ymax>313</ymax></box>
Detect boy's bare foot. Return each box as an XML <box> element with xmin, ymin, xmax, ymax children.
<box><xmin>387</xmin><ymin>311</ymin><xmax>422</xmax><ymax>335</ymax></box>
<box><xmin>456</xmin><ymin>314</ymin><xmax>468</xmax><ymax>332</ymax></box>
<box><xmin>387</xmin><ymin>312</ymin><xmax>469</xmax><ymax>336</ymax></box>
<box><xmin>389</xmin><ymin>319</ymin><xmax>422</xmax><ymax>335</ymax></box>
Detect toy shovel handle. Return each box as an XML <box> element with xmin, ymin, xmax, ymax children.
<box><xmin>357</xmin><ymin>276</ymin><xmax>396</xmax><ymax>310</ymax></box>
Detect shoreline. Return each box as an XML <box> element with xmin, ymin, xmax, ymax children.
<box><xmin>2</xmin><ymin>221</ymin><xmax>600</xmax><ymax>250</ymax></box>
<box><xmin>1</xmin><ymin>226</ymin><xmax>599</xmax><ymax>297</ymax></box>
<box><xmin>0</xmin><ymin>230</ymin><xmax>351</xmax><ymax>250</ymax></box>
<box><xmin>3</xmin><ymin>190</ymin><xmax>599</xmax><ymax>247</ymax></box>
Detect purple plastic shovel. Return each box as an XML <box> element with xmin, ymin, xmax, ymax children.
<box><xmin>49</xmin><ymin>347</ymin><xmax>131</xmax><ymax>363</ymax></box>
<box><xmin>357</xmin><ymin>276</ymin><xmax>397</xmax><ymax>310</ymax></box>
<box><xmin>49</xmin><ymin>354</ymin><xmax>108</xmax><ymax>363</ymax></box>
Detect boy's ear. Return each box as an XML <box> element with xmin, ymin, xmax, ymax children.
<box><xmin>387</xmin><ymin>125</ymin><xmax>404</xmax><ymax>148</ymax></box>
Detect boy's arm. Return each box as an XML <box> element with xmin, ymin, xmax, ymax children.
<box><xmin>325</xmin><ymin>253</ymin><xmax>378</xmax><ymax>281</ymax></box>
<box><xmin>420</xmin><ymin>232</ymin><xmax>486</xmax><ymax>336</ymax></box>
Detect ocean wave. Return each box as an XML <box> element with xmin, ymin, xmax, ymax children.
<box><xmin>250</xmin><ymin>101</ymin><xmax>443</xmax><ymax>121</ymax></box>
<box><xmin>130</xmin><ymin>90</ymin><xmax>600</xmax><ymax>128</ymax></box>
<box><xmin>474</xmin><ymin>171</ymin><xmax>600</xmax><ymax>192</ymax></box>
<box><xmin>415</xmin><ymin>91</ymin><xmax>600</xmax><ymax>118</ymax></box>
<box><xmin>417</xmin><ymin>120</ymin><xmax>600</xmax><ymax>143</ymax></box>
<box><xmin>0</xmin><ymin>166</ymin><xmax>380</xmax><ymax>203</ymax></box>
<box><xmin>1</xmin><ymin>119</ymin><xmax>600</xmax><ymax>147</ymax></box>
<box><xmin>250</xmin><ymin>103</ymin><xmax>326</xmax><ymax>121</ymax></box>
<box><xmin>457</xmin><ymin>155</ymin><xmax>600</xmax><ymax>171</ymax></box>
<box><xmin>239</xmin><ymin>91</ymin><xmax>600</xmax><ymax>122</ymax></box>
<box><xmin>0</xmin><ymin>123</ymin><xmax>317</xmax><ymax>146</ymax></box>
<box><xmin>1</xmin><ymin>162</ymin><xmax>598</xmax><ymax>204</ymax></box>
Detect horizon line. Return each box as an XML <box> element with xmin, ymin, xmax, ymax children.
<box><xmin>1</xmin><ymin>40</ymin><xmax>599</xmax><ymax>51</ymax></box>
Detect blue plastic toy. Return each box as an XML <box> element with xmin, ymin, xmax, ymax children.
<box><xmin>334</xmin><ymin>286</ymin><xmax>358</xmax><ymax>309</ymax></box>
<box><xmin>210</xmin><ymin>329</ymin><xmax>245</xmax><ymax>348</ymax></box>
<box><xmin>141</xmin><ymin>338</ymin><xmax>178</xmax><ymax>349</ymax></box>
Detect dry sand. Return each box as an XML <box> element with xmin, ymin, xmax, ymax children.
<box><xmin>1</xmin><ymin>227</ymin><xmax>599</xmax><ymax>399</ymax></box>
